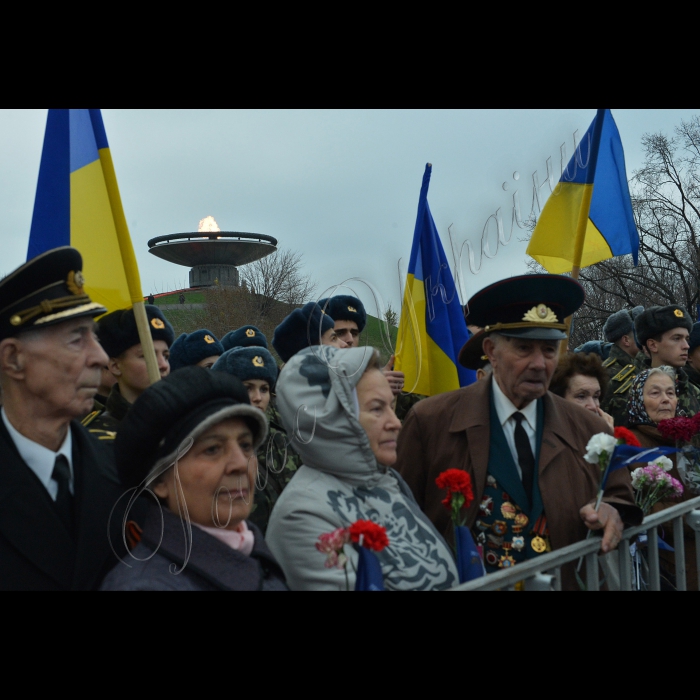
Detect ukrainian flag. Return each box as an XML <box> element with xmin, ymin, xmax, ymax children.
<box><xmin>395</xmin><ymin>164</ymin><xmax>475</xmax><ymax>396</ymax></box>
<box><xmin>27</xmin><ymin>109</ymin><xmax>143</xmax><ymax>312</ymax></box>
<box><xmin>527</xmin><ymin>109</ymin><xmax>639</xmax><ymax>274</ymax></box>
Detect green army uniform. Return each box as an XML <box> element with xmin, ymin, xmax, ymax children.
<box><xmin>248</xmin><ymin>397</ymin><xmax>302</xmax><ymax>535</ymax></box>
<box><xmin>686</xmin><ymin>364</ymin><xmax>700</xmax><ymax>391</ymax></box>
<box><xmin>82</xmin><ymin>384</ymin><xmax>132</xmax><ymax>436</ymax></box>
<box><xmin>601</xmin><ymin>343</ymin><xmax>638</xmax><ymax>380</ymax></box>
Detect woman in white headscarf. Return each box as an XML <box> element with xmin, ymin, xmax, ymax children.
<box><xmin>266</xmin><ymin>345</ymin><xmax>458</xmax><ymax>591</ymax></box>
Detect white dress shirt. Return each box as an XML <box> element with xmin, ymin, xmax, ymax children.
<box><xmin>2</xmin><ymin>407</ymin><xmax>74</xmax><ymax>500</ymax></box>
<box><xmin>491</xmin><ymin>378</ymin><xmax>538</xmax><ymax>479</ymax></box>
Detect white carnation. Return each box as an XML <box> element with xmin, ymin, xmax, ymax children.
<box><xmin>631</xmin><ymin>468</ymin><xmax>645</xmax><ymax>489</ymax></box>
<box><xmin>653</xmin><ymin>456</ymin><xmax>673</xmax><ymax>473</ymax></box>
<box><xmin>584</xmin><ymin>432</ymin><xmax>617</xmax><ymax>464</ymax></box>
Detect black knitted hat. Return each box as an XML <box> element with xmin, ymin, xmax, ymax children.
<box><xmin>114</xmin><ymin>366</ymin><xmax>268</xmax><ymax>490</ymax></box>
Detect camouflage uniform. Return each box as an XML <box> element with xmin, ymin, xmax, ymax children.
<box><xmin>82</xmin><ymin>384</ymin><xmax>131</xmax><ymax>436</ymax></box>
<box><xmin>685</xmin><ymin>363</ymin><xmax>700</xmax><ymax>391</ymax></box>
<box><xmin>248</xmin><ymin>397</ymin><xmax>302</xmax><ymax>535</ymax></box>
<box><xmin>601</xmin><ymin>343</ymin><xmax>638</xmax><ymax>380</ymax></box>
<box><xmin>604</xmin><ymin>356</ymin><xmax>700</xmax><ymax>426</ymax></box>
<box><xmin>394</xmin><ymin>392</ymin><xmax>427</xmax><ymax>422</ymax></box>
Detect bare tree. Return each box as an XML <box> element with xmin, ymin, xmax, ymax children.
<box><xmin>527</xmin><ymin>115</ymin><xmax>700</xmax><ymax>348</ymax></box>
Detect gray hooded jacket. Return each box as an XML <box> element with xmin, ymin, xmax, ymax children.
<box><xmin>266</xmin><ymin>346</ymin><xmax>458</xmax><ymax>590</ymax></box>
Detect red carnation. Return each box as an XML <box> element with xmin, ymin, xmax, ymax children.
<box><xmin>614</xmin><ymin>426</ymin><xmax>641</xmax><ymax>447</ymax></box>
<box><xmin>657</xmin><ymin>416</ymin><xmax>700</xmax><ymax>443</ymax></box>
<box><xmin>435</xmin><ymin>469</ymin><xmax>474</xmax><ymax>510</ymax></box>
<box><xmin>348</xmin><ymin>520</ymin><xmax>389</xmax><ymax>552</ymax></box>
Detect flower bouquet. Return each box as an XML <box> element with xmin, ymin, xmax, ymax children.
<box><xmin>316</xmin><ymin>520</ymin><xmax>389</xmax><ymax>590</ymax></box>
<box><xmin>435</xmin><ymin>469</ymin><xmax>483</xmax><ymax>582</ymax></box>
<box><xmin>631</xmin><ymin>457</ymin><xmax>683</xmax><ymax>515</ymax></box>
<box><xmin>657</xmin><ymin>413</ymin><xmax>700</xmax><ymax>495</ymax></box>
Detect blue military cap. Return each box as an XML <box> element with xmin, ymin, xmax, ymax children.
<box><xmin>169</xmin><ymin>329</ymin><xmax>224</xmax><ymax>371</ymax></box>
<box><xmin>272</xmin><ymin>302</ymin><xmax>335</xmax><ymax>363</ymax></box>
<box><xmin>318</xmin><ymin>295</ymin><xmax>367</xmax><ymax>332</ymax></box>
<box><xmin>212</xmin><ymin>346</ymin><xmax>278</xmax><ymax>389</ymax></box>
<box><xmin>574</xmin><ymin>340</ymin><xmax>613</xmax><ymax>360</ymax></box>
<box><xmin>221</xmin><ymin>325</ymin><xmax>268</xmax><ymax>351</ymax></box>
<box><xmin>97</xmin><ymin>304</ymin><xmax>175</xmax><ymax>358</ymax></box>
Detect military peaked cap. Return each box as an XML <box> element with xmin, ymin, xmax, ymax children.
<box><xmin>0</xmin><ymin>246</ymin><xmax>107</xmax><ymax>340</ymax></box>
<box><xmin>459</xmin><ymin>274</ymin><xmax>584</xmax><ymax>370</ymax></box>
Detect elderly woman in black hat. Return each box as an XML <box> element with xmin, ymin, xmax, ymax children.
<box><xmin>213</xmin><ymin>346</ymin><xmax>300</xmax><ymax>535</ymax></box>
<box><xmin>86</xmin><ymin>305</ymin><xmax>175</xmax><ymax>433</ymax></box>
<box><xmin>100</xmin><ymin>366</ymin><xmax>287</xmax><ymax>591</ymax></box>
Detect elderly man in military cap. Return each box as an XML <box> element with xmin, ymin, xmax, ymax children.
<box><xmin>604</xmin><ymin>305</ymin><xmax>700</xmax><ymax>426</ymax></box>
<box><xmin>0</xmin><ymin>247</ymin><xmax>136</xmax><ymax>590</ymax></box>
<box><xmin>84</xmin><ymin>305</ymin><xmax>175</xmax><ymax>434</ymax></box>
<box><xmin>395</xmin><ymin>274</ymin><xmax>640</xmax><ymax>589</ymax></box>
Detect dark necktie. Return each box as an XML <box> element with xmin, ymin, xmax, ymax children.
<box><xmin>513</xmin><ymin>412</ymin><xmax>535</xmax><ymax>505</ymax></box>
<box><xmin>52</xmin><ymin>454</ymin><xmax>74</xmax><ymax>534</ymax></box>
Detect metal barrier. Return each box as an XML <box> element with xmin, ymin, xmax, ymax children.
<box><xmin>451</xmin><ymin>495</ymin><xmax>700</xmax><ymax>591</ymax></box>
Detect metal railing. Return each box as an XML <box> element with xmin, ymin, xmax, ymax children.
<box><xmin>451</xmin><ymin>495</ymin><xmax>700</xmax><ymax>591</ymax></box>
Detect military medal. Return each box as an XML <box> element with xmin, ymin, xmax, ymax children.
<box><xmin>514</xmin><ymin>513</ymin><xmax>529</xmax><ymax>527</ymax></box>
<box><xmin>512</xmin><ymin>524</ymin><xmax>524</xmax><ymax>534</ymax></box>
<box><xmin>479</xmin><ymin>496</ymin><xmax>494</xmax><ymax>516</ymax></box>
<box><xmin>500</xmin><ymin>502</ymin><xmax>516</xmax><ymax>520</ymax></box>
<box><xmin>486</xmin><ymin>534</ymin><xmax>504</xmax><ymax>549</ymax></box>
<box><xmin>531</xmin><ymin>514</ymin><xmax>549</xmax><ymax>554</ymax></box>
<box><xmin>485</xmin><ymin>551</ymin><xmax>499</xmax><ymax>567</ymax></box>
<box><xmin>499</xmin><ymin>554</ymin><xmax>516</xmax><ymax>568</ymax></box>
<box><xmin>512</xmin><ymin>536</ymin><xmax>525</xmax><ymax>551</ymax></box>
<box><xmin>492</xmin><ymin>520</ymin><xmax>508</xmax><ymax>536</ymax></box>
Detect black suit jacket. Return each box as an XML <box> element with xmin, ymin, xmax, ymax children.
<box><xmin>0</xmin><ymin>419</ymin><xmax>134</xmax><ymax>590</ymax></box>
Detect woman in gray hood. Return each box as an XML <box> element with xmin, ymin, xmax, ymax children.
<box><xmin>266</xmin><ymin>345</ymin><xmax>458</xmax><ymax>590</ymax></box>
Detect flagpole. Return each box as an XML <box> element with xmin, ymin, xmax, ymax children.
<box><xmin>98</xmin><ymin>147</ymin><xmax>161</xmax><ymax>385</ymax></box>
<box><xmin>561</xmin><ymin>109</ymin><xmax>607</xmax><ymax>355</ymax></box>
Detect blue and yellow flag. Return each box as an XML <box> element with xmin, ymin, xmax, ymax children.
<box><xmin>27</xmin><ymin>109</ymin><xmax>143</xmax><ymax>313</ymax></box>
<box><xmin>527</xmin><ymin>109</ymin><xmax>639</xmax><ymax>274</ymax></box>
<box><xmin>395</xmin><ymin>164</ymin><xmax>475</xmax><ymax>396</ymax></box>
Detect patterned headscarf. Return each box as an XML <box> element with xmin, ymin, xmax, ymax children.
<box><xmin>626</xmin><ymin>367</ymin><xmax>679</xmax><ymax>427</ymax></box>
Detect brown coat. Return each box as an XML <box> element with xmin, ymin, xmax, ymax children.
<box><xmin>395</xmin><ymin>376</ymin><xmax>641</xmax><ymax>587</ymax></box>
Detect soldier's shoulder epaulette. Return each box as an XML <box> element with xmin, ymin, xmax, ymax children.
<box><xmin>614</xmin><ymin>377</ymin><xmax>635</xmax><ymax>394</ymax></box>
<box><xmin>612</xmin><ymin>364</ymin><xmax>636</xmax><ymax>383</ymax></box>
<box><xmin>87</xmin><ymin>428</ymin><xmax>117</xmax><ymax>441</ymax></box>
<box><xmin>602</xmin><ymin>356</ymin><xmax>617</xmax><ymax>369</ymax></box>
<box><xmin>81</xmin><ymin>410</ymin><xmax>101</xmax><ymax>427</ymax></box>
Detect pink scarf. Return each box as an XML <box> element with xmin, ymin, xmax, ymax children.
<box><xmin>193</xmin><ymin>520</ymin><xmax>255</xmax><ymax>556</ymax></box>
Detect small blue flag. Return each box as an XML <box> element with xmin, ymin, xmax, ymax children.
<box><xmin>354</xmin><ymin>547</ymin><xmax>385</xmax><ymax>591</ymax></box>
<box><xmin>455</xmin><ymin>525</ymin><xmax>485</xmax><ymax>583</ymax></box>
<box><xmin>602</xmin><ymin>444</ymin><xmax>678</xmax><ymax>489</ymax></box>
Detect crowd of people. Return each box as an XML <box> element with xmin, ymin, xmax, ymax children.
<box><xmin>1</xmin><ymin>245</ymin><xmax>697</xmax><ymax>590</ymax></box>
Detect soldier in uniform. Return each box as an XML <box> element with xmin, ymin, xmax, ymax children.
<box><xmin>83</xmin><ymin>305</ymin><xmax>174</xmax><ymax>434</ymax></box>
<box><xmin>212</xmin><ymin>345</ymin><xmax>300</xmax><ymax>534</ymax></box>
<box><xmin>685</xmin><ymin>322</ymin><xmax>700</xmax><ymax>390</ymax></box>
<box><xmin>394</xmin><ymin>274</ymin><xmax>641</xmax><ymax>589</ymax></box>
<box><xmin>605</xmin><ymin>305</ymin><xmax>700</xmax><ymax>426</ymax></box>
<box><xmin>169</xmin><ymin>329</ymin><xmax>224</xmax><ymax>371</ymax></box>
<box><xmin>0</xmin><ymin>247</ymin><xmax>139</xmax><ymax>589</ymax></box>
<box><xmin>600</xmin><ymin>307</ymin><xmax>643</xmax><ymax>379</ymax></box>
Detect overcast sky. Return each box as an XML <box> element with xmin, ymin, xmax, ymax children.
<box><xmin>1</xmin><ymin>109</ymin><xmax>696</xmax><ymax>319</ymax></box>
